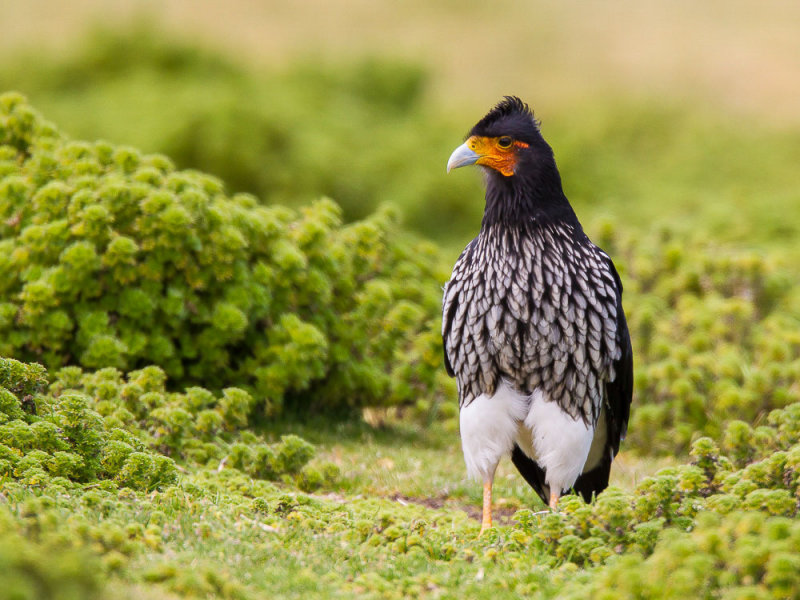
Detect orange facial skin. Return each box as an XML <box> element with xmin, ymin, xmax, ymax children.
<box><xmin>466</xmin><ymin>135</ymin><xmax>529</xmax><ymax>177</ymax></box>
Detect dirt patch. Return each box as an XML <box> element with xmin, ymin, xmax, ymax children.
<box><xmin>388</xmin><ymin>493</ymin><xmax>523</xmax><ymax>525</ymax></box>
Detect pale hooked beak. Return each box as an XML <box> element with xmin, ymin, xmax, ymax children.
<box><xmin>446</xmin><ymin>142</ymin><xmax>480</xmax><ymax>173</ymax></box>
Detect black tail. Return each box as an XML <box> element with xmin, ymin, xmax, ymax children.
<box><xmin>570</xmin><ymin>456</ymin><xmax>611</xmax><ymax>502</ymax></box>
<box><xmin>511</xmin><ymin>444</ymin><xmax>611</xmax><ymax>504</ymax></box>
<box><xmin>511</xmin><ymin>444</ymin><xmax>549</xmax><ymax>505</ymax></box>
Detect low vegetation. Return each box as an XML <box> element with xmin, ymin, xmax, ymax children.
<box><xmin>2</xmin><ymin>353</ymin><xmax>798</xmax><ymax>598</ymax></box>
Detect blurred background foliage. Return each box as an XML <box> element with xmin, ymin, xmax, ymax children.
<box><xmin>0</xmin><ymin>24</ymin><xmax>484</xmax><ymax>244</ymax></box>
<box><xmin>2</xmin><ymin>20</ymin><xmax>799</xmax><ymax>253</ymax></box>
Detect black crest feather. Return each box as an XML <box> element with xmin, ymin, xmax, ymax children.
<box><xmin>475</xmin><ymin>96</ymin><xmax>536</xmax><ymax>128</ymax></box>
<box><xmin>469</xmin><ymin>96</ymin><xmax>542</xmax><ymax>144</ymax></box>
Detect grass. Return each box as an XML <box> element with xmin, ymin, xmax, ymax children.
<box><xmin>0</xmin><ymin>461</ymin><xmax>636</xmax><ymax>599</ymax></box>
<box><xmin>269</xmin><ymin>414</ymin><xmax>681</xmax><ymax>514</ymax></box>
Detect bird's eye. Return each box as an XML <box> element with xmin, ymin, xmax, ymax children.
<box><xmin>497</xmin><ymin>136</ymin><xmax>513</xmax><ymax>149</ymax></box>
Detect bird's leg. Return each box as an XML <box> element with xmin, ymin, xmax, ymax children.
<box><xmin>549</xmin><ymin>491</ymin><xmax>559</xmax><ymax>511</ymax></box>
<box><xmin>480</xmin><ymin>479</ymin><xmax>493</xmax><ymax>535</ymax></box>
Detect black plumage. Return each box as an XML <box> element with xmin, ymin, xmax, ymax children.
<box><xmin>442</xmin><ymin>97</ymin><xmax>633</xmax><ymax>524</ymax></box>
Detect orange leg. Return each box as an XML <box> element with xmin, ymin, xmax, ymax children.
<box><xmin>549</xmin><ymin>491</ymin><xmax>559</xmax><ymax>511</ymax></box>
<box><xmin>480</xmin><ymin>480</ymin><xmax>493</xmax><ymax>535</ymax></box>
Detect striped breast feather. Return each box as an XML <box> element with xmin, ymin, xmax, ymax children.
<box><xmin>443</xmin><ymin>227</ymin><xmax>628</xmax><ymax>422</ymax></box>
<box><xmin>442</xmin><ymin>238</ymin><xmax>501</xmax><ymax>404</ymax></box>
<box><xmin>520</xmin><ymin>234</ymin><xmax>624</xmax><ymax>423</ymax></box>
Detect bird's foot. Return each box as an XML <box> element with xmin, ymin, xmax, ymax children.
<box><xmin>549</xmin><ymin>491</ymin><xmax>559</xmax><ymax>511</ymax></box>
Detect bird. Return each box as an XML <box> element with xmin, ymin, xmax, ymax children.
<box><xmin>442</xmin><ymin>97</ymin><xmax>633</xmax><ymax>534</ymax></box>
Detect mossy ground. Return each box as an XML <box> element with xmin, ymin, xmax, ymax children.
<box><xmin>1</xmin><ymin>22</ymin><xmax>800</xmax><ymax>600</ymax></box>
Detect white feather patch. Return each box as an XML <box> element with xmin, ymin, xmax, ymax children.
<box><xmin>460</xmin><ymin>381</ymin><xmax>529</xmax><ymax>482</ymax></box>
<box><xmin>523</xmin><ymin>390</ymin><xmax>594</xmax><ymax>495</ymax></box>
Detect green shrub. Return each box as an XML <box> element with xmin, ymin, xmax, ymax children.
<box><xmin>0</xmin><ymin>357</ymin><xmax>324</xmax><ymax>492</ymax></box>
<box><xmin>4</xmin><ymin>82</ymin><xmax>800</xmax><ymax>449</ymax></box>
<box><xmin>606</xmin><ymin>225</ymin><xmax>800</xmax><ymax>455</ymax></box>
<box><xmin>0</xmin><ymin>525</ymin><xmax>103</xmax><ymax>600</ymax></box>
<box><xmin>512</xmin><ymin>401</ymin><xmax>800</xmax><ymax>576</ymax></box>
<box><xmin>0</xmin><ymin>92</ymin><xmax>449</xmax><ymax>417</ymax></box>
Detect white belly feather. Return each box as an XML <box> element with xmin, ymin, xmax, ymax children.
<box><xmin>459</xmin><ymin>381</ymin><xmax>529</xmax><ymax>482</ymax></box>
<box><xmin>460</xmin><ymin>381</ymin><xmax>599</xmax><ymax>494</ymax></box>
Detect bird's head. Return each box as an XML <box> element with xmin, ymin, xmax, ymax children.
<box><xmin>447</xmin><ymin>96</ymin><xmax>576</xmax><ymax>227</ymax></box>
<box><xmin>447</xmin><ymin>96</ymin><xmax>551</xmax><ymax>178</ymax></box>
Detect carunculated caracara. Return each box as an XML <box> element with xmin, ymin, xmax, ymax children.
<box><xmin>442</xmin><ymin>97</ymin><xmax>633</xmax><ymax>533</ymax></box>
